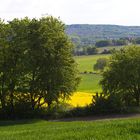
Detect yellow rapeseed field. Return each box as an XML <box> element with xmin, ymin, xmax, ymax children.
<box><xmin>67</xmin><ymin>92</ymin><xmax>95</xmax><ymax>107</ymax></box>
<box><xmin>41</xmin><ymin>92</ymin><xmax>95</xmax><ymax>107</ymax></box>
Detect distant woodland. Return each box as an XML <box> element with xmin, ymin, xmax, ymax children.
<box><xmin>66</xmin><ymin>24</ymin><xmax>140</xmax><ymax>55</ymax></box>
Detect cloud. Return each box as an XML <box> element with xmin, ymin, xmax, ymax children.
<box><xmin>0</xmin><ymin>0</ymin><xmax>140</xmax><ymax>25</ymax></box>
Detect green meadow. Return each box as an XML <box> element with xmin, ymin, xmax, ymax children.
<box><xmin>77</xmin><ymin>74</ymin><xmax>102</xmax><ymax>93</ymax></box>
<box><xmin>0</xmin><ymin>118</ymin><xmax>140</xmax><ymax>140</ymax></box>
<box><xmin>75</xmin><ymin>54</ymin><xmax>110</xmax><ymax>93</ymax></box>
<box><xmin>75</xmin><ymin>54</ymin><xmax>110</xmax><ymax>73</ymax></box>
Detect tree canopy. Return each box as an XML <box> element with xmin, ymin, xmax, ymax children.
<box><xmin>100</xmin><ymin>46</ymin><xmax>140</xmax><ymax>106</ymax></box>
<box><xmin>94</xmin><ymin>58</ymin><xmax>108</xmax><ymax>71</ymax></box>
<box><xmin>0</xmin><ymin>17</ymin><xmax>80</xmax><ymax>117</ymax></box>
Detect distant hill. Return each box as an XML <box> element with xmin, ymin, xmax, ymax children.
<box><xmin>66</xmin><ymin>24</ymin><xmax>140</xmax><ymax>46</ymax></box>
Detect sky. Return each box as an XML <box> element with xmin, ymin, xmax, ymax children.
<box><xmin>0</xmin><ymin>0</ymin><xmax>140</xmax><ymax>26</ymax></box>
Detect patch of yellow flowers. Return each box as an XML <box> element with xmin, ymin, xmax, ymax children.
<box><xmin>41</xmin><ymin>92</ymin><xmax>95</xmax><ymax>107</ymax></box>
<box><xmin>67</xmin><ymin>92</ymin><xmax>95</xmax><ymax>107</ymax></box>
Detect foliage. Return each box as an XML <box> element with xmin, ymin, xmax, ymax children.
<box><xmin>134</xmin><ymin>37</ymin><xmax>140</xmax><ymax>44</ymax></box>
<box><xmin>86</xmin><ymin>46</ymin><xmax>98</xmax><ymax>55</ymax></box>
<box><xmin>112</xmin><ymin>39</ymin><xmax>128</xmax><ymax>46</ymax></box>
<box><xmin>101</xmin><ymin>46</ymin><xmax>140</xmax><ymax>106</ymax></box>
<box><xmin>66</xmin><ymin>24</ymin><xmax>140</xmax><ymax>47</ymax></box>
<box><xmin>74</xmin><ymin>54</ymin><xmax>109</xmax><ymax>94</ymax></box>
<box><xmin>73</xmin><ymin>45</ymin><xmax>98</xmax><ymax>56</ymax></box>
<box><xmin>94</xmin><ymin>58</ymin><xmax>108</xmax><ymax>71</ymax></box>
<box><xmin>95</xmin><ymin>40</ymin><xmax>111</xmax><ymax>47</ymax></box>
<box><xmin>74</xmin><ymin>54</ymin><xmax>110</xmax><ymax>72</ymax></box>
<box><xmin>0</xmin><ymin>17</ymin><xmax>80</xmax><ymax>117</ymax></box>
<box><xmin>91</xmin><ymin>92</ymin><xmax>125</xmax><ymax>113</ymax></box>
<box><xmin>101</xmin><ymin>49</ymin><xmax>111</xmax><ymax>54</ymax></box>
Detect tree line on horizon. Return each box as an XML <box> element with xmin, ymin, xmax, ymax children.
<box><xmin>73</xmin><ymin>37</ymin><xmax>140</xmax><ymax>56</ymax></box>
<box><xmin>66</xmin><ymin>24</ymin><xmax>140</xmax><ymax>47</ymax></box>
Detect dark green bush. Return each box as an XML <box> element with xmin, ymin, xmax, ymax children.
<box><xmin>90</xmin><ymin>92</ymin><xmax>125</xmax><ymax>113</ymax></box>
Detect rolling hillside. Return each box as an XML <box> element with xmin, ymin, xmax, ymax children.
<box><xmin>66</xmin><ymin>24</ymin><xmax>140</xmax><ymax>46</ymax></box>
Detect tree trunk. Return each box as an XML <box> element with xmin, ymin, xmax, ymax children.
<box><xmin>0</xmin><ymin>95</ymin><xmax>6</xmax><ymax>111</ymax></box>
<box><xmin>47</xmin><ymin>95</ymin><xmax>52</xmax><ymax>110</ymax></box>
<box><xmin>9</xmin><ymin>81</ymin><xmax>15</xmax><ymax>116</ymax></box>
<box><xmin>0</xmin><ymin>95</ymin><xmax>7</xmax><ymax>118</ymax></box>
<box><xmin>136</xmin><ymin>93</ymin><xmax>140</xmax><ymax>106</ymax></box>
<box><xmin>10</xmin><ymin>91</ymin><xmax>14</xmax><ymax>114</ymax></box>
<box><xmin>136</xmin><ymin>96</ymin><xmax>140</xmax><ymax>106</ymax></box>
<box><xmin>1</xmin><ymin>74</ymin><xmax>6</xmax><ymax>112</ymax></box>
<box><xmin>30</xmin><ymin>95</ymin><xmax>35</xmax><ymax>111</ymax></box>
<box><xmin>47</xmin><ymin>101</ymin><xmax>52</xmax><ymax>110</ymax></box>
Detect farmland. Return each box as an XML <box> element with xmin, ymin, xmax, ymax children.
<box><xmin>77</xmin><ymin>74</ymin><xmax>102</xmax><ymax>93</ymax></box>
<box><xmin>1</xmin><ymin>1</ymin><xmax>140</xmax><ymax>139</ymax></box>
<box><xmin>68</xmin><ymin>54</ymin><xmax>109</xmax><ymax>106</ymax></box>
<box><xmin>68</xmin><ymin>92</ymin><xmax>94</xmax><ymax>106</ymax></box>
<box><xmin>97</xmin><ymin>45</ymin><xmax>124</xmax><ymax>53</ymax></box>
<box><xmin>0</xmin><ymin>118</ymin><xmax>140</xmax><ymax>140</ymax></box>
<box><xmin>74</xmin><ymin>54</ymin><xmax>110</xmax><ymax>73</ymax></box>
<box><xmin>75</xmin><ymin>54</ymin><xmax>110</xmax><ymax>92</ymax></box>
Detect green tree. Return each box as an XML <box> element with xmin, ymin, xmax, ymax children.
<box><xmin>0</xmin><ymin>18</ymin><xmax>30</xmax><ymax>115</ymax></box>
<box><xmin>94</xmin><ymin>58</ymin><xmax>108</xmax><ymax>71</ymax></box>
<box><xmin>86</xmin><ymin>46</ymin><xmax>98</xmax><ymax>55</ymax></box>
<box><xmin>0</xmin><ymin>20</ymin><xmax>9</xmax><ymax>112</ymax></box>
<box><xmin>101</xmin><ymin>46</ymin><xmax>140</xmax><ymax>106</ymax></box>
<box><xmin>38</xmin><ymin>17</ymin><xmax>80</xmax><ymax>108</ymax></box>
<box><xmin>5</xmin><ymin>18</ymin><xmax>29</xmax><ymax>113</ymax></box>
<box><xmin>112</xmin><ymin>39</ymin><xmax>128</xmax><ymax>46</ymax></box>
<box><xmin>0</xmin><ymin>16</ymin><xmax>80</xmax><ymax>115</ymax></box>
<box><xmin>134</xmin><ymin>38</ymin><xmax>140</xmax><ymax>44</ymax></box>
<box><xmin>20</xmin><ymin>17</ymin><xmax>80</xmax><ymax>109</ymax></box>
<box><xmin>95</xmin><ymin>40</ymin><xmax>111</xmax><ymax>47</ymax></box>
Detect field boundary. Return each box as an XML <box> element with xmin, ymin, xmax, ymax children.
<box><xmin>51</xmin><ymin>113</ymin><xmax>140</xmax><ymax>122</ymax></box>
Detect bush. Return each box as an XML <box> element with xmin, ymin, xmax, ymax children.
<box><xmin>89</xmin><ymin>71</ymin><xmax>93</xmax><ymax>74</ymax></box>
<box><xmin>64</xmin><ymin>106</ymin><xmax>93</xmax><ymax>117</ymax></box>
<box><xmin>90</xmin><ymin>92</ymin><xmax>125</xmax><ymax>114</ymax></box>
<box><xmin>101</xmin><ymin>49</ymin><xmax>111</xmax><ymax>54</ymax></box>
<box><xmin>95</xmin><ymin>40</ymin><xmax>111</xmax><ymax>47</ymax></box>
<box><xmin>84</xmin><ymin>71</ymin><xmax>88</xmax><ymax>74</ymax></box>
<box><xmin>46</xmin><ymin>102</ymin><xmax>73</xmax><ymax>119</ymax></box>
<box><xmin>94</xmin><ymin>58</ymin><xmax>108</xmax><ymax>71</ymax></box>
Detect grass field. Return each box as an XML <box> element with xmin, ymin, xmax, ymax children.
<box><xmin>0</xmin><ymin>118</ymin><xmax>140</xmax><ymax>140</ymax></box>
<box><xmin>74</xmin><ymin>54</ymin><xmax>110</xmax><ymax>73</ymax></box>
<box><xmin>69</xmin><ymin>54</ymin><xmax>110</xmax><ymax>106</ymax></box>
<box><xmin>1</xmin><ymin>50</ymin><xmax>140</xmax><ymax>139</ymax></box>
<box><xmin>69</xmin><ymin>73</ymin><xmax>102</xmax><ymax>106</ymax></box>
<box><xmin>74</xmin><ymin>54</ymin><xmax>110</xmax><ymax>93</ymax></box>
<box><xmin>77</xmin><ymin>74</ymin><xmax>102</xmax><ymax>93</ymax></box>
<box><xmin>74</xmin><ymin>54</ymin><xmax>110</xmax><ymax>92</ymax></box>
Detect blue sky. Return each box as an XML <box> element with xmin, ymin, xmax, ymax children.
<box><xmin>0</xmin><ymin>0</ymin><xmax>140</xmax><ymax>25</ymax></box>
